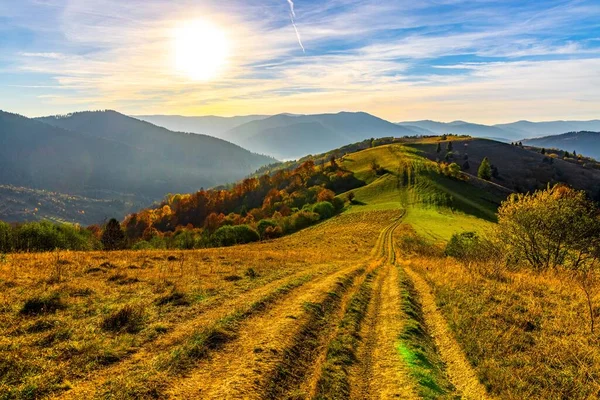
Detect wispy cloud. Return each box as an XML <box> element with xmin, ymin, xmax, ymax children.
<box><xmin>286</xmin><ymin>0</ymin><xmax>305</xmax><ymax>53</ymax></box>
<box><xmin>1</xmin><ymin>0</ymin><xmax>599</xmax><ymax>122</ymax></box>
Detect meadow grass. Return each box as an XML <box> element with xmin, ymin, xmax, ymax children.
<box><xmin>0</xmin><ymin>210</ymin><xmax>395</xmax><ymax>398</ymax></box>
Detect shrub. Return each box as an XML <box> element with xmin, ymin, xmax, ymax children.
<box><xmin>445</xmin><ymin>232</ymin><xmax>480</xmax><ymax>260</ymax></box>
<box><xmin>101</xmin><ymin>304</ymin><xmax>146</xmax><ymax>333</ymax></box>
<box><xmin>332</xmin><ymin>197</ymin><xmax>345</xmax><ymax>211</ymax></box>
<box><xmin>290</xmin><ymin>210</ymin><xmax>320</xmax><ymax>231</ymax></box>
<box><xmin>212</xmin><ymin>225</ymin><xmax>260</xmax><ymax>247</ymax></box>
<box><xmin>312</xmin><ymin>201</ymin><xmax>335</xmax><ymax>220</ymax></box>
<box><xmin>0</xmin><ymin>221</ymin><xmax>13</xmax><ymax>252</ymax></box>
<box><xmin>257</xmin><ymin>219</ymin><xmax>278</xmax><ymax>239</ymax></box>
<box><xmin>132</xmin><ymin>240</ymin><xmax>153</xmax><ymax>250</ymax></box>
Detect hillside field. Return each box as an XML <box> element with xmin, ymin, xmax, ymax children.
<box><xmin>2</xmin><ymin>144</ymin><xmax>599</xmax><ymax>399</ymax></box>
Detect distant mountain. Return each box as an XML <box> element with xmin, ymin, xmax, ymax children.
<box><xmin>495</xmin><ymin>120</ymin><xmax>600</xmax><ymax>139</ymax></box>
<box><xmin>522</xmin><ymin>131</ymin><xmax>600</xmax><ymax>160</ymax></box>
<box><xmin>0</xmin><ymin>110</ymin><xmax>274</xmax><ymax>223</ymax></box>
<box><xmin>396</xmin><ymin>119</ymin><xmax>600</xmax><ymax>142</ymax></box>
<box><xmin>397</xmin><ymin>120</ymin><xmax>516</xmax><ymax>141</ymax></box>
<box><xmin>133</xmin><ymin>114</ymin><xmax>269</xmax><ymax>137</ymax></box>
<box><xmin>220</xmin><ymin>112</ymin><xmax>418</xmax><ymax>159</ymax></box>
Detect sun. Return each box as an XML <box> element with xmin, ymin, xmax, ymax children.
<box><xmin>173</xmin><ymin>20</ymin><xmax>229</xmax><ymax>81</ymax></box>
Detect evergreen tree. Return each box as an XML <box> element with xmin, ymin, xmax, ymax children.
<box><xmin>101</xmin><ymin>218</ymin><xmax>126</xmax><ymax>251</ymax></box>
<box><xmin>436</xmin><ymin>142</ymin><xmax>441</xmax><ymax>153</ymax></box>
<box><xmin>478</xmin><ymin>157</ymin><xmax>492</xmax><ymax>180</ymax></box>
<box><xmin>462</xmin><ymin>160</ymin><xmax>470</xmax><ymax>170</ymax></box>
<box><xmin>541</xmin><ymin>148</ymin><xmax>546</xmax><ymax>154</ymax></box>
<box><xmin>447</xmin><ymin>141</ymin><xmax>453</xmax><ymax>152</ymax></box>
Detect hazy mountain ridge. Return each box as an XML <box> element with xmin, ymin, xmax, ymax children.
<box><xmin>133</xmin><ymin>114</ymin><xmax>269</xmax><ymax>137</ymax></box>
<box><xmin>213</xmin><ymin>112</ymin><xmax>418</xmax><ymax>159</ymax></box>
<box><xmin>137</xmin><ymin>112</ymin><xmax>600</xmax><ymax>157</ymax></box>
<box><xmin>397</xmin><ymin>119</ymin><xmax>600</xmax><ymax>141</ymax></box>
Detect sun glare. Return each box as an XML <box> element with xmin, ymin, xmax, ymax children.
<box><xmin>173</xmin><ymin>20</ymin><xmax>229</xmax><ymax>81</ymax></box>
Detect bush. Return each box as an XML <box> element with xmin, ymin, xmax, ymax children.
<box><xmin>212</xmin><ymin>225</ymin><xmax>260</xmax><ymax>247</ymax></box>
<box><xmin>0</xmin><ymin>221</ymin><xmax>13</xmax><ymax>252</ymax></box>
<box><xmin>289</xmin><ymin>210</ymin><xmax>320</xmax><ymax>231</ymax></box>
<box><xmin>257</xmin><ymin>219</ymin><xmax>278</xmax><ymax>239</ymax></box>
<box><xmin>445</xmin><ymin>232</ymin><xmax>480</xmax><ymax>259</ymax></box>
<box><xmin>312</xmin><ymin>201</ymin><xmax>335</xmax><ymax>220</ymax></box>
<box><xmin>132</xmin><ymin>240</ymin><xmax>153</xmax><ymax>250</ymax></box>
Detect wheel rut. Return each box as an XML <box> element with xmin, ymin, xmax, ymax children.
<box><xmin>403</xmin><ymin>263</ymin><xmax>492</xmax><ymax>400</ymax></box>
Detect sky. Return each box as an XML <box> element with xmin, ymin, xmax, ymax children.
<box><xmin>0</xmin><ymin>0</ymin><xmax>599</xmax><ymax>123</ymax></box>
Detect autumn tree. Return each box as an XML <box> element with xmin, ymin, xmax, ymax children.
<box><xmin>478</xmin><ymin>157</ymin><xmax>492</xmax><ymax>180</ymax></box>
<box><xmin>497</xmin><ymin>185</ymin><xmax>600</xmax><ymax>332</ymax></box>
<box><xmin>101</xmin><ymin>218</ymin><xmax>126</xmax><ymax>251</ymax></box>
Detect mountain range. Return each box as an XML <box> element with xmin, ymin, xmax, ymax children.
<box><xmin>0</xmin><ymin>110</ymin><xmax>274</xmax><ymax>223</ymax></box>
<box><xmin>135</xmin><ymin>113</ymin><xmax>600</xmax><ymax>159</ymax></box>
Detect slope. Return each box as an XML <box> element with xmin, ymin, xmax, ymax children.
<box><xmin>522</xmin><ymin>131</ymin><xmax>600</xmax><ymax>161</ymax></box>
<box><xmin>0</xmin><ymin>110</ymin><xmax>274</xmax><ymax>223</ymax></box>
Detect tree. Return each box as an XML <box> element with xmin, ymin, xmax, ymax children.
<box><xmin>347</xmin><ymin>191</ymin><xmax>356</xmax><ymax>203</ymax></box>
<box><xmin>497</xmin><ymin>185</ymin><xmax>600</xmax><ymax>332</ymax></box>
<box><xmin>462</xmin><ymin>160</ymin><xmax>470</xmax><ymax>170</ymax></box>
<box><xmin>101</xmin><ymin>219</ymin><xmax>126</xmax><ymax>251</ymax></box>
<box><xmin>541</xmin><ymin>148</ymin><xmax>546</xmax><ymax>154</ymax></box>
<box><xmin>477</xmin><ymin>157</ymin><xmax>492</xmax><ymax>180</ymax></box>
<box><xmin>447</xmin><ymin>141</ymin><xmax>453</xmax><ymax>152</ymax></box>
<box><xmin>564</xmin><ymin>151</ymin><xmax>571</xmax><ymax>158</ymax></box>
<box><xmin>491</xmin><ymin>165</ymin><xmax>499</xmax><ymax>179</ymax></box>
<box><xmin>436</xmin><ymin>142</ymin><xmax>441</xmax><ymax>153</ymax></box>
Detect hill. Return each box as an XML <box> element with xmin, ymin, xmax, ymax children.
<box><xmin>221</xmin><ymin>112</ymin><xmax>417</xmax><ymax>159</ymax></box>
<box><xmin>404</xmin><ymin>137</ymin><xmax>600</xmax><ymax>199</ymax></box>
<box><xmin>132</xmin><ymin>114</ymin><xmax>269</xmax><ymax>137</ymax></box>
<box><xmin>0</xmin><ymin>110</ymin><xmax>274</xmax><ymax>223</ymax></box>
<box><xmin>522</xmin><ymin>131</ymin><xmax>600</xmax><ymax>160</ymax></box>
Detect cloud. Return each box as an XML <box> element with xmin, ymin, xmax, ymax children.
<box><xmin>285</xmin><ymin>0</ymin><xmax>305</xmax><ymax>53</ymax></box>
<box><xmin>1</xmin><ymin>0</ymin><xmax>599</xmax><ymax>122</ymax></box>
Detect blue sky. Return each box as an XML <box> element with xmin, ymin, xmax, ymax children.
<box><xmin>0</xmin><ymin>0</ymin><xmax>599</xmax><ymax>122</ymax></box>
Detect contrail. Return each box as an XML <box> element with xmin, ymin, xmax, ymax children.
<box><xmin>286</xmin><ymin>0</ymin><xmax>305</xmax><ymax>53</ymax></box>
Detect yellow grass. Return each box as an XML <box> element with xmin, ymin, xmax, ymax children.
<box><xmin>406</xmin><ymin>256</ymin><xmax>600</xmax><ymax>399</ymax></box>
<box><xmin>0</xmin><ymin>210</ymin><xmax>395</xmax><ymax>398</ymax></box>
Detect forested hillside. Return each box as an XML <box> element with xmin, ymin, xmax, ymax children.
<box><xmin>0</xmin><ymin>110</ymin><xmax>275</xmax><ymax>223</ymax></box>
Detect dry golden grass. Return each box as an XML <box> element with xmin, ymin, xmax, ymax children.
<box><xmin>407</xmin><ymin>256</ymin><xmax>600</xmax><ymax>399</ymax></box>
<box><xmin>0</xmin><ymin>210</ymin><xmax>395</xmax><ymax>399</ymax></box>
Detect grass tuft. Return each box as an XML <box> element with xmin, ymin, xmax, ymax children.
<box><xmin>101</xmin><ymin>304</ymin><xmax>146</xmax><ymax>333</ymax></box>
<box><xmin>20</xmin><ymin>292</ymin><xmax>66</xmax><ymax>316</ymax></box>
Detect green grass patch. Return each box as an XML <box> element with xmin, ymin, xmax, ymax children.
<box><xmin>397</xmin><ymin>267</ymin><xmax>456</xmax><ymax>399</ymax></box>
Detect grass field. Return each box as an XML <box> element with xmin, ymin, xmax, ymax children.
<box><xmin>2</xmin><ymin>141</ymin><xmax>597</xmax><ymax>399</ymax></box>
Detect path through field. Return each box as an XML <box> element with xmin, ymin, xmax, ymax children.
<box><xmin>54</xmin><ymin>213</ymin><xmax>490</xmax><ymax>399</ymax></box>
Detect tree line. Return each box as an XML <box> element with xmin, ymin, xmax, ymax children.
<box><xmin>0</xmin><ymin>157</ymin><xmax>364</xmax><ymax>252</ymax></box>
